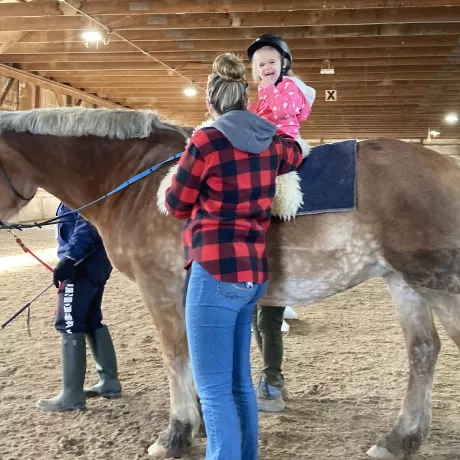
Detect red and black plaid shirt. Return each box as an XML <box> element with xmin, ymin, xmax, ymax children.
<box><xmin>165</xmin><ymin>126</ymin><xmax>302</xmax><ymax>283</ymax></box>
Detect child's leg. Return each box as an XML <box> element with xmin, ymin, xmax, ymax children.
<box><xmin>295</xmin><ymin>136</ymin><xmax>311</xmax><ymax>157</ymax></box>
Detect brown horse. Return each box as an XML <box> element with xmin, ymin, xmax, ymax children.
<box><xmin>1</xmin><ymin>107</ymin><xmax>460</xmax><ymax>460</ymax></box>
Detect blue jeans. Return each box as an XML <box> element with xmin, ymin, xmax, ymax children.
<box><xmin>186</xmin><ymin>261</ymin><xmax>268</xmax><ymax>460</ymax></box>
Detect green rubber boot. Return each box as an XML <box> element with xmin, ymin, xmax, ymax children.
<box><xmin>37</xmin><ymin>333</ymin><xmax>86</xmax><ymax>412</ymax></box>
<box><xmin>84</xmin><ymin>326</ymin><xmax>122</xmax><ymax>399</ymax></box>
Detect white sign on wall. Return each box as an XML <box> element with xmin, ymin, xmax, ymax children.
<box><xmin>325</xmin><ymin>90</ymin><xmax>337</xmax><ymax>101</ymax></box>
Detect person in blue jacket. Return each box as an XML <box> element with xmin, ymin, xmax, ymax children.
<box><xmin>37</xmin><ymin>203</ymin><xmax>122</xmax><ymax>412</ymax></box>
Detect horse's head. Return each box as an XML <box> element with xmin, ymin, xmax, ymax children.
<box><xmin>0</xmin><ymin>136</ymin><xmax>37</xmax><ymax>224</ymax></box>
<box><xmin>0</xmin><ymin>107</ymin><xmax>195</xmax><ymax>225</ymax></box>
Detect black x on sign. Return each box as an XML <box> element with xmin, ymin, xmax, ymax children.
<box><xmin>325</xmin><ymin>90</ymin><xmax>337</xmax><ymax>101</ymax></box>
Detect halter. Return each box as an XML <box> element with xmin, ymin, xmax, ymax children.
<box><xmin>0</xmin><ymin>159</ymin><xmax>34</xmax><ymax>230</ymax></box>
<box><xmin>0</xmin><ymin>160</ymin><xmax>33</xmax><ymax>202</ymax></box>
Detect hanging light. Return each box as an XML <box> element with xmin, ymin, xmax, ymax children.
<box><xmin>184</xmin><ymin>87</ymin><xmax>197</xmax><ymax>97</ymax></box>
<box><xmin>81</xmin><ymin>31</ymin><xmax>103</xmax><ymax>42</ymax></box>
<box><xmin>320</xmin><ymin>59</ymin><xmax>335</xmax><ymax>75</ymax></box>
<box><xmin>81</xmin><ymin>30</ymin><xmax>111</xmax><ymax>49</ymax></box>
<box><xmin>445</xmin><ymin>113</ymin><xmax>458</xmax><ymax>124</ymax></box>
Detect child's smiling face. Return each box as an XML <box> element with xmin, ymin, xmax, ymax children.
<box><xmin>254</xmin><ymin>46</ymin><xmax>282</xmax><ymax>84</ymax></box>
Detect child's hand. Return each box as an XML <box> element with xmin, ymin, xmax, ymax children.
<box><xmin>260</xmin><ymin>75</ymin><xmax>275</xmax><ymax>88</ymax></box>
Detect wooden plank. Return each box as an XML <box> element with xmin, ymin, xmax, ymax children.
<box><xmin>18</xmin><ymin>57</ymin><xmax>451</xmax><ymax>72</ymax></box>
<box><xmin>106</xmin><ymin>86</ymin><xmax>460</xmax><ymax>98</ymax></box>
<box><xmin>65</xmin><ymin>94</ymin><xmax>73</xmax><ymax>107</ymax></box>
<box><xmin>0</xmin><ymin>77</ymin><xmax>15</xmax><ymax>106</ymax></box>
<box><xmin>4</xmin><ymin>35</ymin><xmax>459</xmax><ymax>54</ymax></box>
<box><xmin>34</xmin><ymin>85</ymin><xmax>41</xmax><ymax>108</ymax></box>
<box><xmin>69</xmin><ymin>75</ymin><xmax>460</xmax><ymax>90</ymax></box>
<box><xmin>1</xmin><ymin>0</ymin><xmax>460</xmax><ymax>17</ymax></box>
<box><xmin>57</xmin><ymin>77</ymin><xmax>451</xmax><ymax>90</ymax></box>
<box><xmin>43</xmin><ymin>66</ymin><xmax>460</xmax><ymax>79</ymax></box>
<box><xmin>1</xmin><ymin>47</ymin><xmax>455</xmax><ymax>63</ymax></box>
<box><xmin>1</xmin><ymin>7</ymin><xmax>459</xmax><ymax>32</ymax></box>
<box><xmin>0</xmin><ymin>64</ymin><xmax>121</xmax><ymax>109</ymax></box>
<box><xmin>159</xmin><ymin>100</ymin><xmax>457</xmax><ymax>108</ymax></box>
<box><xmin>18</xmin><ymin>81</ymin><xmax>35</xmax><ymax>110</ymax></box>
<box><xmin>0</xmin><ymin>31</ymin><xmax>31</xmax><ymax>54</ymax></box>
<box><xmin>2</xmin><ymin>24</ymin><xmax>459</xmax><ymax>43</ymax></box>
<box><xmin>53</xmin><ymin>91</ymin><xmax>65</xmax><ymax>107</ymax></box>
<box><xmin>0</xmin><ymin>16</ymin><xmax>89</xmax><ymax>32</ymax></box>
<box><xmin>159</xmin><ymin>97</ymin><xmax>460</xmax><ymax>105</ymax></box>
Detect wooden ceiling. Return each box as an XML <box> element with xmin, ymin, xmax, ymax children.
<box><xmin>0</xmin><ymin>0</ymin><xmax>459</xmax><ymax>141</ymax></box>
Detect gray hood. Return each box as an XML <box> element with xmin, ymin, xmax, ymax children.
<box><xmin>211</xmin><ymin>110</ymin><xmax>276</xmax><ymax>154</ymax></box>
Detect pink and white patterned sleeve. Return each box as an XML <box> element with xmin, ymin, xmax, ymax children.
<box><xmin>258</xmin><ymin>80</ymin><xmax>305</xmax><ymax>119</ymax></box>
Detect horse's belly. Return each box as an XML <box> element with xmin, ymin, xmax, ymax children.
<box><xmin>263</xmin><ymin>245</ymin><xmax>388</xmax><ymax>306</ymax></box>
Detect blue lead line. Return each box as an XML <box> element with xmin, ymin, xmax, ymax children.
<box><xmin>62</xmin><ymin>151</ymin><xmax>184</xmax><ymax>217</ymax></box>
<box><xmin>11</xmin><ymin>151</ymin><xmax>185</xmax><ymax>229</ymax></box>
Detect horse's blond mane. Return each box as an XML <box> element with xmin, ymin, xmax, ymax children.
<box><xmin>0</xmin><ymin>107</ymin><xmax>190</xmax><ymax>140</ymax></box>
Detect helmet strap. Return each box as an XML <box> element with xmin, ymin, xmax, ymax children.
<box><xmin>275</xmin><ymin>64</ymin><xmax>290</xmax><ymax>85</ymax></box>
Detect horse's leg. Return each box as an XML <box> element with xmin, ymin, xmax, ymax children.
<box><xmin>136</xmin><ymin>283</ymin><xmax>200</xmax><ymax>458</ymax></box>
<box><xmin>426</xmin><ymin>292</ymin><xmax>460</xmax><ymax>349</ymax></box>
<box><xmin>367</xmin><ymin>274</ymin><xmax>441</xmax><ymax>460</ymax></box>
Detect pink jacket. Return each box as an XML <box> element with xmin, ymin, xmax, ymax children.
<box><xmin>250</xmin><ymin>77</ymin><xmax>316</xmax><ymax>138</ymax></box>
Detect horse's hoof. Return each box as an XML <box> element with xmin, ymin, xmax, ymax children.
<box><xmin>366</xmin><ymin>445</ymin><xmax>399</xmax><ymax>459</ymax></box>
<box><xmin>147</xmin><ymin>420</ymin><xmax>192</xmax><ymax>458</ymax></box>
<box><xmin>148</xmin><ymin>441</ymin><xmax>166</xmax><ymax>458</ymax></box>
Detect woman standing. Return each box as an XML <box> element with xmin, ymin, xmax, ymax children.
<box><xmin>165</xmin><ymin>53</ymin><xmax>302</xmax><ymax>460</ymax></box>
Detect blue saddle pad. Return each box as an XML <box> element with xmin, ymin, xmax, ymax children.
<box><xmin>296</xmin><ymin>139</ymin><xmax>357</xmax><ymax>216</ymax></box>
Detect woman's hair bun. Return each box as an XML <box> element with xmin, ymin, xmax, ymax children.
<box><xmin>212</xmin><ymin>53</ymin><xmax>246</xmax><ymax>81</ymax></box>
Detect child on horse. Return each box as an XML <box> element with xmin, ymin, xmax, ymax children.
<box><xmin>247</xmin><ymin>33</ymin><xmax>316</xmax><ymax>156</ymax></box>
<box><xmin>247</xmin><ymin>34</ymin><xmax>316</xmax><ymax>413</ymax></box>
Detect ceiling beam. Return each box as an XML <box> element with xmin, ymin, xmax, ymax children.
<box><xmin>42</xmin><ymin>66</ymin><xmax>460</xmax><ymax>79</ymax></box>
<box><xmin>124</xmin><ymin>102</ymin><xmax>459</xmax><ymax>110</ymax></box>
<box><xmin>1</xmin><ymin>0</ymin><xmax>459</xmax><ymax>17</ymax></box>
<box><xmin>116</xmin><ymin>100</ymin><xmax>458</xmax><ymax>107</ymax></box>
<box><xmin>0</xmin><ymin>31</ymin><xmax>31</xmax><ymax>54</ymax></box>
<box><xmin>0</xmin><ymin>64</ymin><xmax>122</xmax><ymax>109</ymax></box>
<box><xmin>1</xmin><ymin>7</ymin><xmax>459</xmax><ymax>32</ymax></box>
<box><xmin>76</xmin><ymin>81</ymin><xmax>460</xmax><ymax>89</ymax></box>
<box><xmin>0</xmin><ymin>77</ymin><xmax>15</xmax><ymax>106</ymax></box>
<box><xmin>2</xmin><ymin>24</ymin><xmax>460</xmax><ymax>43</ymax></box>
<box><xmin>105</xmin><ymin>86</ymin><xmax>460</xmax><ymax>97</ymax></box>
<box><xmin>1</xmin><ymin>47</ymin><xmax>456</xmax><ymax>63</ymax></box>
<box><xmin>17</xmin><ymin>57</ymin><xmax>453</xmax><ymax>71</ymax></box>
<box><xmin>4</xmin><ymin>35</ymin><xmax>460</xmax><ymax>54</ymax></box>
<box><xmin>53</xmin><ymin>76</ymin><xmax>460</xmax><ymax>89</ymax></box>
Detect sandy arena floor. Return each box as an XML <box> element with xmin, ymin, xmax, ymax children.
<box><xmin>1</xmin><ymin>227</ymin><xmax>459</xmax><ymax>460</ymax></box>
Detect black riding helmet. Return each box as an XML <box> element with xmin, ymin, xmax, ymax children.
<box><xmin>247</xmin><ymin>34</ymin><xmax>292</xmax><ymax>77</ymax></box>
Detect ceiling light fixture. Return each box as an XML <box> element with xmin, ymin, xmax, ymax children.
<box><xmin>81</xmin><ymin>30</ymin><xmax>111</xmax><ymax>49</ymax></box>
<box><xmin>184</xmin><ymin>87</ymin><xmax>197</xmax><ymax>97</ymax></box>
<box><xmin>81</xmin><ymin>31</ymin><xmax>103</xmax><ymax>42</ymax></box>
<box><xmin>445</xmin><ymin>113</ymin><xmax>458</xmax><ymax>124</ymax></box>
<box><xmin>320</xmin><ymin>59</ymin><xmax>335</xmax><ymax>75</ymax></box>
